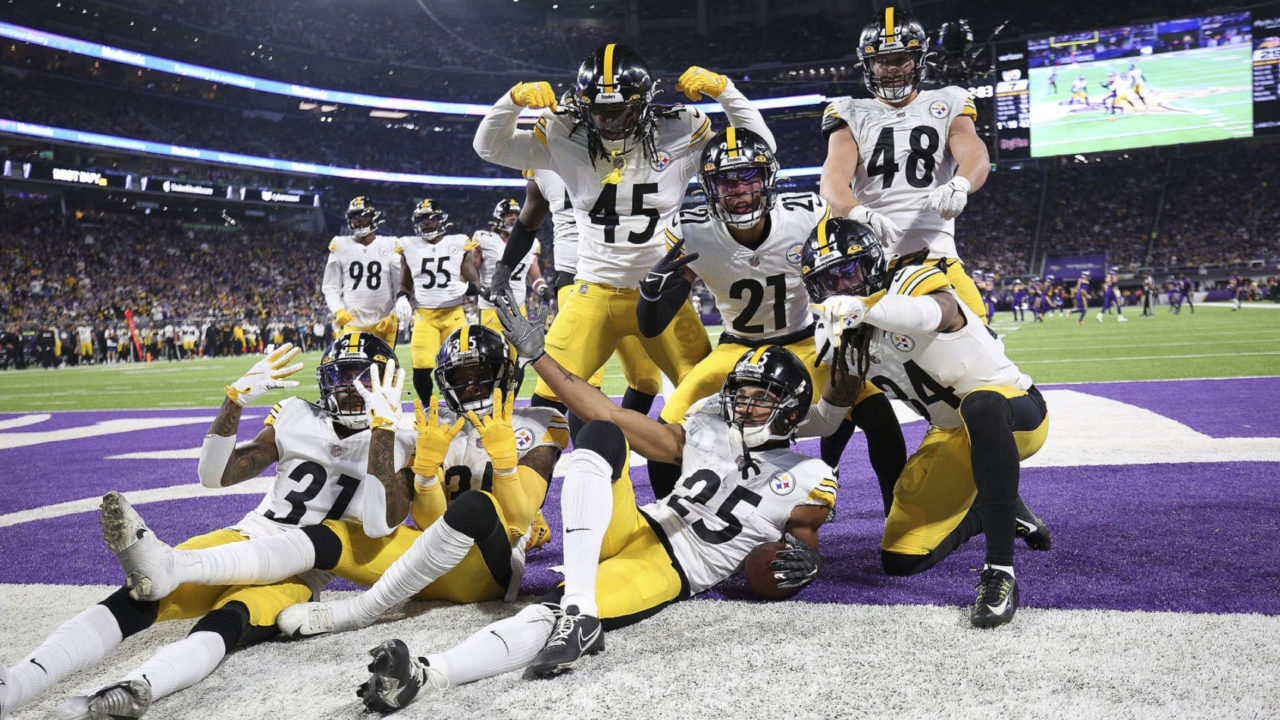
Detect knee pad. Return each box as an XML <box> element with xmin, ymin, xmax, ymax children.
<box><xmin>301</xmin><ymin>523</ymin><xmax>343</xmax><ymax>571</ymax></box>
<box><xmin>99</xmin><ymin>587</ymin><xmax>159</xmax><ymax>639</ymax></box>
<box><xmin>573</xmin><ymin>420</ymin><xmax>628</xmax><ymax>479</ymax></box>
<box><xmin>443</xmin><ymin>489</ymin><xmax>501</xmax><ymax>540</ymax></box>
<box><xmin>959</xmin><ymin>390</ymin><xmax>1010</xmax><ymax>430</ymax></box>
<box><xmin>190</xmin><ymin>601</ymin><xmax>252</xmax><ymax>652</ymax></box>
<box><xmin>881</xmin><ymin>550</ymin><xmax>933</xmax><ymax>577</ymax></box>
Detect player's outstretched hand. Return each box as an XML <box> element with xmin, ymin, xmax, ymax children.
<box><xmin>509</xmin><ymin>82</ymin><xmax>558</xmax><ymax>110</ymax></box>
<box><xmin>482</xmin><ymin>261</ymin><xmax>513</xmax><ymax>302</ymax></box>
<box><xmin>847</xmin><ymin>206</ymin><xmax>903</xmax><ymax>246</ymax></box>
<box><xmin>771</xmin><ymin>532</ymin><xmax>822</xmax><ymax>590</ymax></box>
<box><xmin>639</xmin><ymin>239</ymin><xmax>699</xmax><ymax>300</ymax></box>
<box><xmin>225</xmin><ymin>343</ymin><xmax>303</xmax><ymax>406</ymax></box>
<box><xmin>395</xmin><ymin>295</ymin><xmax>414</xmax><ymax>331</ymax></box>
<box><xmin>494</xmin><ymin>290</ymin><xmax>546</xmax><ymax>364</ymax></box>
<box><xmin>465</xmin><ymin>389</ymin><xmax>519</xmax><ymax>477</ymax></box>
<box><xmin>926</xmin><ymin>176</ymin><xmax>971</xmax><ymax>220</ymax></box>
<box><xmin>676</xmin><ymin>66</ymin><xmax>728</xmax><ymax>101</ymax></box>
<box><xmin>355</xmin><ymin>358</ymin><xmax>405</xmax><ymax>430</ymax></box>
<box><xmin>412</xmin><ymin>397</ymin><xmax>465</xmax><ymax>478</ymax></box>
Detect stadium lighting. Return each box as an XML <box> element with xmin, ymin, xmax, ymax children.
<box><xmin>0</xmin><ymin>21</ymin><xmax>824</xmax><ymax>116</ymax></box>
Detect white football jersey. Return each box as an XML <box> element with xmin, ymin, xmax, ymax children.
<box><xmin>322</xmin><ymin>235</ymin><xmax>402</xmax><ymax>327</ymax></box>
<box><xmin>77</xmin><ymin>326</ymin><xmax>92</xmax><ymax>343</ymax></box>
<box><xmin>400</xmin><ymin>233</ymin><xmax>474</xmax><ymax>309</ymax></box>
<box><xmin>473</xmin><ymin>82</ymin><xmax>774</xmax><ymax>288</ymax></box>
<box><xmin>474</xmin><ymin>230</ymin><xmax>539</xmax><ymax>310</ymax></box>
<box><xmin>531</xmin><ymin>170</ymin><xmax>581</xmax><ymax>275</ymax></box>
<box><xmin>667</xmin><ymin>192</ymin><xmax>828</xmax><ymax>341</ymax></box>
<box><xmin>242</xmin><ymin>397</ymin><xmax>417</xmax><ymax>535</ymax></box>
<box><xmin>640</xmin><ymin>401</ymin><xmax>837</xmax><ymax>595</ymax></box>
<box><xmin>822</xmin><ymin>87</ymin><xmax>977</xmax><ymax>260</ymax></box>
<box><xmin>848</xmin><ymin>264</ymin><xmax>1032</xmax><ymax>430</ymax></box>
<box><xmin>438</xmin><ymin>405</ymin><xmax>569</xmax><ymax>506</ymax></box>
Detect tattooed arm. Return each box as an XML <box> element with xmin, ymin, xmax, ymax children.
<box><xmin>198</xmin><ymin>397</ymin><xmax>280</xmax><ymax>488</ymax></box>
<box><xmin>367</xmin><ymin>426</ymin><xmax>413</xmax><ymax>529</ymax></box>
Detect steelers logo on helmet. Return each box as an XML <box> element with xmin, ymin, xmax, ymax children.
<box><xmin>568</xmin><ymin>43</ymin><xmax>658</xmax><ymax>163</ymax></box>
<box><xmin>434</xmin><ymin>325</ymin><xmax>522</xmax><ymax>417</ymax></box>
<box><xmin>800</xmin><ymin>217</ymin><xmax>888</xmax><ymax>303</ymax></box>
<box><xmin>697</xmin><ymin>126</ymin><xmax>779</xmax><ymax>230</ymax></box>
<box><xmin>345</xmin><ymin>196</ymin><xmax>384</xmax><ymax>239</ymax></box>
<box><xmin>719</xmin><ymin>345</ymin><xmax>812</xmax><ymax>450</ymax></box>
<box><xmin>412</xmin><ymin>198</ymin><xmax>449</xmax><ymax>242</ymax></box>
<box><xmin>316</xmin><ymin>331</ymin><xmax>394</xmax><ymax>430</ymax></box>
<box><xmin>856</xmin><ymin>7</ymin><xmax>928</xmax><ymax>103</ymax></box>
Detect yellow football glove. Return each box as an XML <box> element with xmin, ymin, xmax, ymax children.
<box><xmin>412</xmin><ymin>397</ymin><xmax>466</xmax><ymax>479</ymax></box>
<box><xmin>372</xmin><ymin>312</ymin><xmax>399</xmax><ymax>341</ymax></box>
<box><xmin>334</xmin><ymin>308</ymin><xmax>354</xmax><ymax>327</ymax></box>
<box><xmin>676</xmin><ymin>66</ymin><xmax>728</xmax><ymax>101</ymax></box>
<box><xmin>225</xmin><ymin>343</ymin><xmax>304</xmax><ymax>406</ymax></box>
<box><xmin>509</xmin><ymin>82</ymin><xmax>558</xmax><ymax>111</ymax></box>
<box><xmin>466</xmin><ymin>389</ymin><xmax>519</xmax><ymax>478</ymax></box>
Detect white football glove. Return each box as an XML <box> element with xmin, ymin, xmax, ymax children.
<box><xmin>225</xmin><ymin>343</ymin><xmax>303</xmax><ymax>406</ymax></box>
<box><xmin>355</xmin><ymin>358</ymin><xmax>405</xmax><ymax>430</ymax></box>
<box><xmin>394</xmin><ymin>295</ymin><xmax>414</xmax><ymax>331</ymax></box>
<box><xmin>926</xmin><ymin>176</ymin><xmax>971</xmax><ymax>220</ymax></box>
<box><xmin>812</xmin><ymin>315</ymin><xmax>839</xmax><ymax>367</ymax></box>
<box><xmin>847</xmin><ymin>206</ymin><xmax>903</xmax><ymax>246</ymax></box>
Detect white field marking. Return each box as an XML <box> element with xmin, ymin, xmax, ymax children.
<box><xmin>0</xmin><ymin>414</ymin><xmax>51</xmax><ymax>431</ymax></box>
<box><xmin>1198</xmin><ymin>302</ymin><xmax>1280</xmax><ymax>310</ymax></box>
<box><xmin>0</xmin><ymin>477</ymin><xmax>271</xmax><ymax>529</ymax></box>
<box><xmin>1011</xmin><ymin>336</ymin><xmax>1280</xmax><ymax>353</ymax></box>
<box><xmin>1041</xmin><ymin>374</ymin><xmax>1278</xmax><ymax>386</ymax></box>
<box><xmin>1021</xmin><ymin>350</ymin><xmax>1280</xmax><ymax>364</ymax></box>
<box><xmin>0</xmin><ymin>416</ymin><xmax>214</xmax><ymax>449</ymax></box>
<box><xmin>107</xmin><ymin>447</ymin><xmax>203</xmax><ymax>460</ymax></box>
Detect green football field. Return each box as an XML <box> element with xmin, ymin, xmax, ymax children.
<box><xmin>1</xmin><ymin>305</ymin><xmax>1276</xmax><ymax>412</ymax></box>
<box><xmin>1029</xmin><ymin>44</ymin><xmax>1253</xmax><ymax>157</ymax></box>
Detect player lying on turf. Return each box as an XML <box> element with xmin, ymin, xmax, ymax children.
<box><xmin>351</xmin><ymin>293</ymin><xmax>836</xmax><ymax>712</ymax></box>
<box><xmin>98</xmin><ymin>327</ymin><xmax>566</xmax><ymax>645</ymax></box>
<box><xmin>802</xmin><ymin>217</ymin><xmax>1052</xmax><ymax>628</ymax></box>
<box><xmin>0</xmin><ymin>338</ymin><xmax>419</xmax><ymax>720</ymax></box>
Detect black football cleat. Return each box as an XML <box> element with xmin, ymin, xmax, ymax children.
<box><xmin>970</xmin><ymin>568</ymin><xmax>1020</xmax><ymax>628</ymax></box>
<box><xmin>357</xmin><ymin>639</ymin><xmax>444</xmax><ymax>713</ymax></box>
<box><xmin>1014</xmin><ymin>496</ymin><xmax>1052</xmax><ymax>551</ymax></box>
<box><xmin>529</xmin><ymin>607</ymin><xmax>605</xmax><ymax>677</ymax></box>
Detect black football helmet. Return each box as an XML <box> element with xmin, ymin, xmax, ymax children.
<box><xmin>857</xmin><ymin>7</ymin><xmax>928</xmax><ymax>102</ymax></box>
<box><xmin>568</xmin><ymin>43</ymin><xmax>658</xmax><ymax>160</ymax></box>
<box><xmin>412</xmin><ymin>198</ymin><xmax>448</xmax><ymax>241</ymax></box>
<box><xmin>491</xmin><ymin>198</ymin><xmax>520</xmax><ymax>233</ymax></box>
<box><xmin>697</xmin><ymin>127</ymin><xmax>779</xmax><ymax>229</ymax></box>
<box><xmin>317</xmin><ymin>331</ymin><xmax>394</xmax><ymax>430</ymax></box>
<box><xmin>434</xmin><ymin>325</ymin><xmax>522</xmax><ymax>417</ymax></box>
<box><xmin>346</xmin><ymin>196</ymin><xmax>383</xmax><ymax>239</ymax></box>
<box><xmin>720</xmin><ymin>345</ymin><xmax>812</xmax><ymax>448</ymax></box>
<box><xmin>800</xmin><ymin>217</ymin><xmax>888</xmax><ymax>303</ymax></box>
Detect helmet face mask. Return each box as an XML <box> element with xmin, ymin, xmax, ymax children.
<box><xmin>857</xmin><ymin>10</ymin><xmax>928</xmax><ymax>103</ymax></box>
<box><xmin>413</xmin><ymin>200</ymin><xmax>448</xmax><ymax>241</ymax></box>
<box><xmin>346</xmin><ymin>196</ymin><xmax>383</xmax><ymax>239</ymax></box>
<box><xmin>491</xmin><ymin>199</ymin><xmax>520</xmax><ymax>234</ymax></box>
<box><xmin>317</xmin><ymin>333</ymin><xmax>393</xmax><ymax>430</ymax></box>
<box><xmin>800</xmin><ymin>218</ymin><xmax>888</xmax><ymax>303</ymax></box>
<box><xmin>697</xmin><ymin>127</ymin><xmax>779</xmax><ymax>230</ymax></box>
<box><xmin>719</xmin><ymin>347</ymin><xmax>811</xmax><ymax>448</ymax></box>
<box><xmin>434</xmin><ymin>325</ymin><xmax>522</xmax><ymax>417</ymax></box>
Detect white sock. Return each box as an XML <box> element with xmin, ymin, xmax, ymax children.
<box><xmin>7</xmin><ymin>604</ymin><xmax>123</xmax><ymax>710</ymax></box>
<box><xmin>176</xmin><ymin>529</ymin><xmax>315</xmax><ymax>586</ymax></box>
<box><xmin>427</xmin><ymin>604</ymin><xmax>556</xmax><ymax>686</ymax></box>
<box><xmin>121</xmin><ymin>631</ymin><xmax>225</xmax><ymax>700</ymax></box>
<box><xmin>985</xmin><ymin>563</ymin><xmax>1016</xmax><ymax>579</ymax></box>
<box><xmin>559</xmin><ymin>450</ymin><xmax>614</xmax><ymax>617</ymax></box>
<box><xmin>350</xmin><ymin>519</ymin><xmax>474</xmax><ymax>623</ymax></box>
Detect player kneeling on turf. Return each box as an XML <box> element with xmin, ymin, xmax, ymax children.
<box><xmin>352</xmin><ymin>291</ymin><xmax>834</xmax><ymax>712</ymax></box>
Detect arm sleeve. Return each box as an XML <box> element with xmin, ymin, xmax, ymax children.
<box><xmin>500</xmin><ymin>218</ymin><xmax>539</xmax><ymax>268</ymax></box>
<box><xmin>472</xmin><ymin>94</ymin><xmax>555</xmax><ymax>171</ymax></box>
<box><xmin>710</xmin><ymin>80</ymin><xmax>775</xmax><ymax>151</ymax></box>
<box><xmin>410</xmin><ymin>474</ymin><xmax>447</xmax><ymax>530</ymax></box>
<box><xmin>794</xmin><ymin>397</ymin><xmax>851</xmax><ymax>438</ymax></box>
<box><xmin>492</xmin><ymin>465</ymin><xmax>545</xmax><ymax>540</ymax></box>
<box><xmin>321</xmin><ymin>252</ymin><xmax>344</xmax><ymax>314</ymax></box>
<box><xmin>637</xmin><ymin>281</ymin><xmax>689</xmax><ymax>338</ymax></box>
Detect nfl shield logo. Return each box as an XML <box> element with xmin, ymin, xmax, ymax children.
<box><xmin>771</xmin><ymin>472</ymin><xmax>795</xmax><ymax>495</ymax></box>
<box><xmin>749</xmin><ymin>256</ymin><xmax>761</xmax><ymax>267</ymax></box>
<box><xmin>329</xmin><ymin>444</ymin><xmax>343</xmax><ymax>458</ymax></box>
<box><xmin>891</xmin><ymin>333</ymin><xmax>915</xmax><ymax>352</ymax></box>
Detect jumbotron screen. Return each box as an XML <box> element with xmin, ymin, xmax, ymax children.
<box><xmin>997</xmin><ymin>12</ymin><xmax>1257</xmax><ymax>158</ymax></box>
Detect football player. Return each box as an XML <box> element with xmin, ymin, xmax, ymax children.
<box><xmin>396</xmin><ymin>199</ymin><xmax>482</xmax><ymax>402</ymax></box>
<box><xmin>1098</xmin><ymin>268</ymin><xmax>1127</xmax><ymax>322</ymax></box>
<box><xmin>472</xmin><ymin>198</ymin><xmax>548</xmax><ymax>334</ymax></box>
<box><xmin>820</xmin><ymin>8</ymin><xmax>991</xmax><ymax>322</ymax></box>
<box><xmin>1068</xmin><ymin>74</ymin><xmax>1091</xmax><ymax>107</ymax></box>
<box><xmin>322</xmin><ymin>197</ymin><xmax>403</xmax><ymax>346</ymax></box>
<box><xmin>637</xmin><ymin>127</ymin><xmax>905</xmax><ymax>511</ymax></box>
<box><xmin>1178</xmin><ymin>275</ymin><xmax>1195</xmax><ymax>314</ymax></box>
<box><xmin>0</xmin><ymin>338</ymin><xmax>416</xmax><ymax>719</ymax></box>
<box><xmin>1128</xmin><ymin>63</ymin><xmax>1148</xmax><ymax>107</ymax></box>
<box><xmin>804</xmin><ymin>218</ymin><xmax>1051</xmax><ymax>627</ymax></box>
<box><xmin>354</xmin><ymin>301</ymin><xmax>835</xmax><ymax>711</ymax></box>
<box><xmin>474</xmin><ymin>43</ymin><xmax>775</xmax><ymax>413</ymax></box>
<box><xmin>525</xmin><ymin>168</ymin><xmax>664</xmax><ymax>417</ymax></box>
<box><xmin>97</xmin><ymin>327</ymin><xmax>566</xmax><ymax>635</ymax></box>
<box><xmin>1075</xmin><ymin>272</ymin><xmax>1092</xmax><ymax>324</ymax></box>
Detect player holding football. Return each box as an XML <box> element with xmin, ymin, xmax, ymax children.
<box><xmin>98</xmin><ymin>327</ymin><xmax>567</xmax><ymax>639</ymax></box>
<box><xmin>475</xmin><ymin>43</ymin><xmax>774</xmax><ymax>415</ymax></box>
<box><xmin>323</xmin><ymin>197</ymin><xmax>404</xmax><ymax>346</ymax></box>
<box><xmin>0</xmin><ymin>338</ymin><xmax>418</xmax><ymax>719</ymax></box>
<box><xmin>804</xmin><ymin>218</ymin><xmax>1051</xmax><ymax>628</ymax></box>
<box><xmin>637</xmin><ymin>126</ymin><xmax>905</xmax><ymax>511</ymax></box>
<box><xmin>820</xmin><ymin>8</ymin><xmax>991</xmax><ymax>322</ymax></box>
<box><xmin>395</xmin><ymin>199</ymin><xmax>483</xmax><ymax>402</ymax></box>
<box><xmin>472</xmin><ymin>199</ymin><xmax>549</xmax><ymax>334</ymax></box>
<box><xmin>353</xmin><ymin>295</ymin><xmax>835</xmax><ymax>711</ymax></box>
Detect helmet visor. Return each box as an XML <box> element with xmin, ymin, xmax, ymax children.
<box><xmin>589</xmin><ymin>102</ymin><xmax>643</xmax><ymax>141</ymax></box>
<box><xmin>440</xmin><ymin>362</ymin><xmax>498</xmax><ymax>411</ymax></box>
<box><xmin>804</xmin><ymin>256</ymin><xmax>877</xmax><ymax>302</ymax></box>
<box><xmin>320</xmin><ymin>361</ymin><xmax>372</xmax><ymax>414</ymax></box>
<box><xmin>414</xmin><ymin>214</ymin><xmax>444</xmax><ymax>238</ymax></box>
<box><xmin>708</xmin><ymin>167</ymin><xmax>767</xmax><ymax>217</ymax></box>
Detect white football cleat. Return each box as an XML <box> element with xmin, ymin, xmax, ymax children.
<box><xmin>49</xmin><ymin>678</ymin><xmax>153</xmax><ymax>720</ymax></box>
<box><xmin>1</xmin><ymin>663</ymin><xmax>12</xmax><ymax>720</ymax></box>
<box><xmin>1095</xmin><ymin>312</ymin><xmax>1104</xmax><ymax>323</ymax></box>
<box><xmin>277</xmin><ymin>599</ymin><xmax>374</xmax><ymax>638</ymax></box>
<box><xmin>1117</xmin><ymin>315</ymin><xmax>1128</xmax><ymax>322</ymax></box>
<box><xmin>99</xmin><ymin>492</ymin><xmax>178</xmax><ymax>601</ymax></box>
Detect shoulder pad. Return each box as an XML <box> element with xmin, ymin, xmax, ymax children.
<box><xmin>888</xmin><ymin>264</ymin><xmax>950</xmax><ymax>297</ymax></box>
<box><xmin>687</xmin><ymin>107</ymin><xmax>713</xmax><ymax>146</ymax></box>
<box><xmin>514</xmin><ymin>407</ymin><xmax>570</xmax><ymax>454</ymax></box>
<box><xmin>821</xmin><ymin>98</ymin><xmax>852</xmax><ymax>137</ymax></box>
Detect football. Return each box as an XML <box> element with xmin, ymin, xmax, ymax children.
<box><xmin>744</xmin><ymin>541</ymin><xmax>798</xmax><ymax>600</ymax></box>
